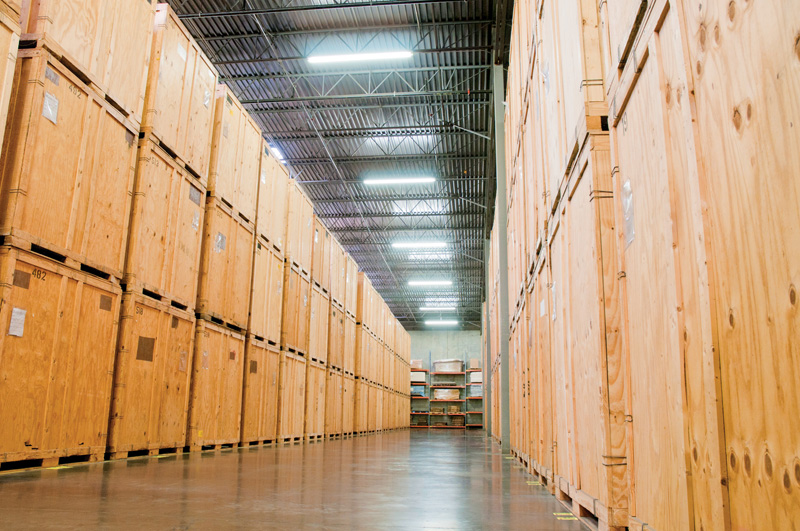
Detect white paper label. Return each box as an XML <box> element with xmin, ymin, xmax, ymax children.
<box><xmin>551</xmin><ymin>283</ymin><xmax>557</xmax><ymax>321</ymax></box>
<box><xmin>261</xmin><ymin>171</ymin><xmax>267</xmax><ymax>185</ymax></box>
<box><xmin>214</xmin><ymin>232</ymin><xmax>226</xmax><ymax>252</ymax></box>
<box><xmin>192</xmin><ymin>211</ymin><xmax>200</xmax><ymax>231</ymax></box>
<box><xmin>9</xmin><ymin>308</ymin><xmax>26</xmax><ymax>337</ymax></box>
<box><xmin>203</xmin><ymin>90</ymin><xmax>211</xmax><ymax>108</ymax></box>
<box><xmin>177</xmin><ymin>44</ymin><xmax>187</xmax><ymax>62</ymax></box>
<box><xmin>43</xmin><ymin>92</ymin><xmax>59</xmax><ymax>124</ymax></box>
<box><xmin>622</xmin><ymin>179</ymin><xmax>635</xmax><ymax>248</ymax></box>
<box><xmin>540</xmin><ymin>299</ymin><xmax>546</xmax><ymax>317</ymax></box>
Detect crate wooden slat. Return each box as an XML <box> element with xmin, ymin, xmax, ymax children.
<box><xmin>240</xmin><ymin>337</ymin><xmax>280</xmax><ymax>445</ymax></box>
<box><xmin>108</xmin><ymin>292</ymin><xmax>195</xmax><ymax>457</ymax></box>
<box><xmin>308</xmin><ymin>284</ymin><xmax>329</xmax><ymax>365</ymax></box>
<box><xmin>187</xmin><ymin>319</ymin><xmax>245</xmax><ymax>449</ymax></box>
<box><xmin>19</xmin><ymin>0</ymin><xmax>155</xmax><ymax>127</ymax></box>
<box><xmin>277</xmin><ymin>349</ymin><xmax>306</xmax><ymax>442</ymax></box>
<box><xmin>328</xmin><ymin>236</ymin><xmax>345</xmax><ymax>309</ymax></box>
<box><xmin>303</xmin><ymin>359</ymin><xmax>326</xmax><ymax>439</ymax></box>
<box><xmin>0</xmin><ymin>246</ymin><xmax>121</xmax><ymax>464</ymax></box>
<box><xmin>280</xmin><ymin>261</ymin><xmax>310</xmax><ymax>356</ymax></box>
<box><xmin>311</xmin><ymin>217</ymin><xmax>330</xmax><ymax>293</ymax></box>
<box><xmin>0</xmin><ymin>7</ymin><xmax>18</xmax><ymax>161</ymax></box>
<box><xmin>0</xmin><ymin>49</ymin><xmax>138</xmax><ymax>279</ymax></box>
<box><xmin>140</xmin><ymin>4</ymin><xmax>217</xmax><ymax>184</ymax></box>
<box><xmin>343</xmin><ymin>252</ymin><xmax>358</xmax><ymax>317</ymax></box>
<box><xmin>207</xmin><ymin>84</ymin><xmax>261</xmax><ymax>224</ymax></box>
<box><xmin>354</xmin><ymin>379</ymin><xmax>369</xmax><ymax>433</ymax></box>
<box><xmin>324</xmin><ymin>369</ymin><xmax>343</xmax><ymax>436</ymax></box>
<box><xmin>248</xmin><ymin>237</ymin><xmax>283</xmax><ymax>345</ymax></box>
<box><xmin>123</xmin><ymin>137</ymin><xmax>205</xmax><ymax>310</ymax></box>
<box><xmin>343</xmin><ymin>314</ymin><xmax>356</xmax><ymax>376</ymax></box>
<box><xmin>327</xmin><ymin>305</ymin><xmax>345</xmax><ymax>370</ymax></box>
<box><xmin>342</xmin><ymin>374</ymin><xmax>355</xmax><ymax>434</ymax></box>
<box><xmin>254</xmin><ymin>142</ymin><xmax>288</xmax><ymax>254</ymax></box>
<box><xmin>284</xmin><ymin>180</ymin><xmax>313</xmax><ymax>272</ymax></box>
<box><xmin>196</xmin><ymin>196</ymin><xmax>254</xmax><ymax>331</ymax></box>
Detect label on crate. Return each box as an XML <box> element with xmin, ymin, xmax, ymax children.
<box><xmin>179</xmin><ymin>351</ymin><xmax>189</xmax><ymax>372</ymax></box>
<box><xmin>204</xmin><ymin>91</ymin><xmax>211</xmax><ymax>109</ymax></box>
<box><xmin>192</xmin><ymin>211</ymin><xmax>200</xmax><ymax>231</ymax></box>
<box><xmin>45</xmin><ymin>67</ymin><xmax>60</xmax><ymax>86</ymax></box>
<box><xmin>8</xmin><ymin>308</ymin><xmax>26</xmax><ymax>337</ymax></box>
<box><xmin>261</xmin><ymin>170</ymin><xmax>267</xmax><ymax>184</ymax></box>
<box><xmin>42</xmin><ymin>92</ymin><xmax>59</xmax><ymax>124</ymax></box>
<box><xmin>622</xmin><ymin>180</ymin><xmax>635</xmax><ymax>248</ymax></box>
<box><xmin>189</xmin><ymin>187</ymin><xmax>203</xmax><ymax>206</ymax></box>
<box><xmin>540</xmin><ymin>298</ymin><xmax>546</xmax><ymax>317</ymax></box>
<box><xmin>214</xmin><ymin>232</ymin><xmax>226</xmax><ymax>252</ymax></box>
<box><xmin>201</xmin><ymin>351</ymin><xmax>209</xmax><ymax>369</ymax></box>
<box><xmin>222</xmin><ymin>121</ymin><xmax>230</xmax><ymax>139</ymax></box>
<box><xmin>177</xmin><ymin>44</ymin><xmax>187</xmax><ymax>62</ymax></box>
<box><xmin>136</xmin><ymin>336</ymin><xmax>155</xmax><ymax>362</ymax></box>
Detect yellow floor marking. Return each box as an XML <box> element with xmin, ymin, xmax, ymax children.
<box><xmin>557</xmin><ymin>516</ymin><xmax>578</xmax><ymax>521</ymax></box>
<box><xmin>47</xmin><ymin>466</ymin><xmax>70</xmax><ymax>470</ymax></box>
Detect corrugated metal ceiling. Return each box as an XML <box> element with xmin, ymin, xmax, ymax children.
<box><xmin>173</xmin><ymin>0</ymin><xmax>504</xmax><ymax>331</ymax></box>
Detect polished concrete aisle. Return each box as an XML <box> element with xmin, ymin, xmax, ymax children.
<box><xmin>0</xmin><ymin>431</ymin><xmax>581</xmax><ymax>530</ymax></box>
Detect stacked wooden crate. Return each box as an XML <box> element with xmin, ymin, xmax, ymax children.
<box><xmin>0</xmin><ymin>0</ymin><xmax>152</xmax><ymax>466</ymax></box>
<box><xmin>494</xmin><ymin>0</ymin><xmax>800</xmax><ymax>528</ymax></box>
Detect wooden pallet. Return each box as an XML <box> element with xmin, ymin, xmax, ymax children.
<box><xmin>304</xmin><ymin>434</ymin><xmax>324</xmax><ymax>442</ymax></box>
<box><xmin>107</xmin><ymin>446</ymin><xmax>184</xmax><ymax>461</ymax></box>
<box><xmin>186</xmin><ymin>442</ymin><xmax>237</xmax><ymax>453</ymax></box>
<box><xmin>0</xmin><ymin>450</ymin><xmax>103</xmax><ymax>473</ymax></box>
<box><xmin>238</xmin><ymin>439</ymin><xmax>276</xmax><ymax>448</ymax></box>
<box><xmin>279</xmin><ymin>436</ymin><xmax>303</xmax><ymax>445</ymax></box>
<box><xmin>195</xmin><ymin>312</ymin><xmax>246</xmax><ymax>334</ymax></box>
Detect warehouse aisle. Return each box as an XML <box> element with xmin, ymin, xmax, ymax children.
<box><xmin>0</xmin><ymin>431</ymin><xmax>581</xmax><ymax>530</ymax></box>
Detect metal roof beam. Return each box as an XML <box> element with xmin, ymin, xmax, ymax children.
<box><xmin>286</xmin><ymin>153</ymin><xmax>485</xmax><ymax>165</ymax></box>
<box><xmin>202</xmin><ymin>20</ymin><xmax>493</xmax><ymax>42</ymax></box>
<box><xmin>313</xmin><ymin>194</ymin><xmax>484</xmax><ymax>204</ymax></box>
<box><xmin>269</xmin><ymin>127</ymin><xmax>490</xmax><ymax>140</ymax></box>
<box><xmin>319</xmin><ymin>210</ymin><xmax>477</xmax><ymax>219</ymax></box>
<box><xmin>249</xmin><ymin>100</ymin><xmax>489</xmax><ymax>115</ymax></box>
<box><xmin>241</xmin><ymin>89</ymin><xmax>491</xmax><ymax>105</ymax></box>
<box><xmin>214</xmin><ymin>47</ymin><xmax>491</xmax><ymax>66</ymax></box>
<box><xmin>178</xmin><ymin>1</ymin><xmax>465</xmax><ymax>19</ymax></box>
<box><xmin>223</xmin><ymin>64</ymin><xmax>490</xmax><ymax>83</ymax></box>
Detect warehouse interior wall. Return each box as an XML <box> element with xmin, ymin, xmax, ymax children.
<box><xmin>409</xmin><ymin>330</ymin><xmax>481</xmax><ymax>369</ymax></box>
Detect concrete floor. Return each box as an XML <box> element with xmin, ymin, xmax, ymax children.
<box><xmin>0</xmin><ymin>431</ymin><xmax>582</xmax><ymax>530</ymax></box>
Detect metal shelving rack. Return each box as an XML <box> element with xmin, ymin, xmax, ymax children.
<box><xmin>465</xmin><ymin>368</ymin><xmax>484</xmax><ymax>428</ymax></box>
<box><xmin>410</xmin><ymin>367</ymin><xmax>430</xmax><ymax>428</ymax></box>
<box><xmin>409</xmin><ymin>352</ymin><xmax>484</xmax><ymax>430</ymax></box>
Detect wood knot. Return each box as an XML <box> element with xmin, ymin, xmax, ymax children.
<box><xmin>744</xmin><ymin>451</ymin><xmax>752</xmax><ymax>476</ymax></box>
<box><xmin>728</xmin><ymin>1</ymin><xmax>736</xmax><ymax>21</ymax></box>
<box><xmin>728</xmin><ymin>309</ymin><xmax>735</xmax><ymax>327</ymax></box>
<box><xmin>795</xmin><ymin>462</ymin><xmax>800</xmax><ymax>485</ymax></box>
<box><xmin>784</xmin><ymin>470</ymin><xmax>792</xmax><ymax>492</ymax></box>
<box><xmin>733</xmin><ymin>108</ymin><xmax>743</xmax><ymax>131</ymax></box>
<box><xmin>795</xmin><ymin>33</ymin><xmax>800</xmax><ymax>61</ymax></box>
<box><xmin>693</xmin><ymin>445</ymin><xmax>699</xmax><ymax>462</ymax></box>
<box><xmin>765</xmin><ymin>452</ymin><xmax>773</xmax><ymax>479</ymax></box>
<box><xmin>729</xmin><ymin>450</ymin><xmax>737</xmax><ymax>470</ymax></box>
<box><xmin>714</xmin><ymin>24</ymin><xmax>721</xmax><ymax>45</ymax></box>
<box><xmin>699</xmin><ymin>24</ymin><xmax>707</xmax><ymax>50</ymax></box>
<box><xmin>696</xmin><ymin>61</ymin><xmax>703</xmax><ymax>76</ymax></box>
<box><xmin>790</xmin><ymin>284</ymin><xmax>797</xmax><ymax>306</ymax></box>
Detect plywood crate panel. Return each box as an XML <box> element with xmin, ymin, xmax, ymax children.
<box><xmin>280</xmin><ymin>262</ymin><xmax>310</xmax><ymax>355</ymax></box>
<box><xmin>19</xmin><ymin>0</ymin><xmax>154</xmax><ymax>126</ymax></box>
<box><xmin>141</xmin><ymin>4</ymin><xmax>217</xmax><ymax>183</ymax></box>
<box><xmin>124</xmin><ymin>137</ymin><xmax>205</xmax><ymax>309</ymax></box>
<box><xmin>0</xmin><ymin>49</ymin><xmax>138</xmax><ymax>279</ymax></box>
<box><xmin>240</xmin><ymin>337</ymin><xmax>280</xmax><ymax>444</ymax></box>
<box><xmin>324</xmin><ymin>369</ymin><xmax>343</xmax><ymax>436</ymax></box>
<box><xmin>342</xmin><ymin>375</ymin><xmax>355</xmax><ymax>434</ymax></box>
<box><xmin>329</xmin><ymin>236</ymin><xmax>345</xmax><ymax>309</ymax></box>
<box><xmin>550</xmin><ymin>132</ymin><xmax>627</xmax><ymax>526</ymax></box>
<box><xmin>354</xmin><ymin>379</ymin><xmax>369</xmax><ymax>433</ymax></box>
<box><xmin>356</xmin><ymin>272</ymin><xmax>377</xmax><ymax>331</ymax></box>
<box><xmin>0</xmin><ymin>246</ymin><xmax>120</xmax><ymax>463</ymax></box>
<box><xmin>187</xmin><ymin>319</ymin><xmax>245</xmax><ymax>448</ymax></box>
<box><xmin>254</xmin><ymin>143</ymin><xmax>287</xmax><ymax>253</ymax></box>
<box><xmin>327</xmin><ymin>304</ymin><xmax>345</xmax><ymax>370</ymax></box>
<box><xmin>207</xmin><ymin>85</ymin><xmax>261</xmax><ymax>224</ymax></box>
<box><xmin>108</xmin><ymin>292</ymin><xmax>194</xmax><ymax>456</ymax></box>
<box><xmin>0</xmin><ymin>8</ymin><xmax>18</xmax><ymax>162</ymax></box>
<box><xmin>311</xmin><ymin>217</ymin><xmax>330</xmax><ymax>293</ymax></box>
<box><xmin>196</xmin><ymin>197</ymin><xmax>254</xmax><ymax>330</ymax></box>
<box><xmin>354</xmin><ymin>324</ymin><xmax>377</xmax><ymax>382</ymax></box>
<box><xmin>248</xmin><ymin>237</ymin><xmax>283</xmax><ymax>345</ymax></box>
<box><xmin>304</xmin><ymin>360</ymin><xmax>326</xmax><ymax>438</ymax></box>
<box><xmin>344</xmin><ymin>252</ymin><xmax>357</xmax><ymax>317</ymax></box>
<box><xmin>277</xmin><ymin>349</ymin><xmax>305</xmax><ymax>441</ymax></box>
<box><xmin>284</xmin><ymin>180</ymin><xmax>313</xmax><ymax>272</ymax></box>
<box><xmin>308</xmin><ymin>284</ymin><xmax>330</xmax><ymax>365</ymax></box>
<box><xmin>343</xmin><ymin>314</ymin><xmax>356</xmax><ymax>375</ymax></box>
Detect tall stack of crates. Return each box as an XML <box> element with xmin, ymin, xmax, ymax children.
<box><xmin>0</xmin><ymin>0</ymin><xmax>154</xmax><ymax>465</ymax></box>
<box><xmin>241</xmin><ymin>141</ymin><xmax>287</xmax><ymax>446</ymax></box>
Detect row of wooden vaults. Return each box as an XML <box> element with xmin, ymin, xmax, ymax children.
<box><xmin>0</xmin><ymin>1</ymin><xmax>411</xmax><ymax>468</ymax></box>
<box><xmin>487</xmin><ymin>0</ymin><xmax>800</xmax><ymax>530</ymax></box>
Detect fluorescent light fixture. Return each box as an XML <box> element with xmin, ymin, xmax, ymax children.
<box><xmin>364</xmin><ymin>177</ymin><xmax>435</xmax><ymax>185</ymax></box>
<box><xmin>392</xmin><ymin>241</ymin><xmax>447</xmax><ymax>249</ymax></box>
<box><xmin>420</xmin><ymin>306</ymin><xmax>456</xmax><ymax>311</ymax></box>
<box><xmin>268</xmin><ymin>145</ymin><xmax>285</xmax><ymax>162</ymax></box>
<box><xmin>409</xmin><ymin>252</ymin><xmax>452</xmax><ymax>261</ymax></box>
<box><xmin>308</xmin><ymin>50</ymin><xmax>413</xmax><ymax>64</ymax></box>
<box><xmin>426</xmin><ymin>320</ymin><xmax>459</xmax><ymax>326</ymax></box>
<box><xmin>408</xmin><ymin>280</ymin><xmax>452</xmax><ymax>286</ymax></box>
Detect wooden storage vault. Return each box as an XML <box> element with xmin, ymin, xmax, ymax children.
<box><xmin>240</xmin><ymin>337</ymin><xmax>280</xmax><ymax>445</ymax></box>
